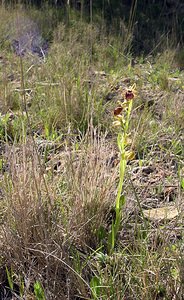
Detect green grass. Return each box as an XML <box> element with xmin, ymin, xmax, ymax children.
<box><xmin>0</xmin><ymin>4</ymin><xmax>184</xmax><ymax>300</ymax></box>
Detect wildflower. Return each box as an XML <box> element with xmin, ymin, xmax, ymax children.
<box><xmin>114</xmin><ymin>114</ymin><xmax>123</xmax><ymax>120</ymax></box>
<box><xmin>114</xmin><ymin>106</ymin><xmax>123</xmax><ymax>116</ymax></box>
<box><xmin>124</xmin><ymin>136</ymin><xmax>132</xmax><ymax>145</ymax></box>
<box><xmin>122</xmin><ymin>150</ymin><xmax>135</xmax><ymax>161</ymax></box>
<box><xmin>125</xmin><ymin>90</ymin><xmax>135</xmax><ymax>100</ymax></box>
<box><xmin>112</xmin><ymin>120</ymin><xmax>121</xmax><ymax>127</ymax></box>
<box><xmin>124</xmin><ymin>83</ymin><xmax>136</xmax><ymax>101</ymax></box>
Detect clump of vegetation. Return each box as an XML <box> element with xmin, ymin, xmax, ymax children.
<box><xmin>0</xmin><ymin>2</ymin><xmax>183</xmax><ymax>300</ymax></box>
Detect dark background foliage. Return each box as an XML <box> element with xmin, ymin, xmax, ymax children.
<box><xmin>3</xmin><ymin>0</ymin><xmax>184</xmax><ymax>54</ymax></box>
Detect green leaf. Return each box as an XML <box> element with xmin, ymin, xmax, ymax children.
<box><xmin>97</xmin><ymin>225</ymin><xmax>106</xmax><ymax>243</ymax></box>
<box><xmin>5</xmin><ymin>266</ymin><xmax>13</xmax><ymax>291</ymax></box>
<box><xmin>34</xmin><ymin>281</ymin><xmax>46</xmax><ymax>300</ymax></box>
<box><xmin>108</xmin><ymin>221</ymin><xmax>115</xmax><ymax>253</ymax></box>
<box><xmin>90</xmin><ymin>276</ymin><xmax>101</xmax><ymax>299</ymax></box>
<box><xmin>119</xmin><ymin>194</ymin><xmax>126</xmax><ymax>209</ymax></box>
<box><xmin>181</xmin><ymin>178</ymin><xmax>184</xmax><ymax>189</ymax></box>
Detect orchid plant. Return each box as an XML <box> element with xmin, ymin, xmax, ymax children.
<box><xmin>108</xmin><ymin>84</ymin><xmax>136</xmax><ymax>252</ymax></box>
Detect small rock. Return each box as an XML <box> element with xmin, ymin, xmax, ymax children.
<box><xmin>143</xmin><ymin>206</ymin><xmax>179</xmax><ymax>221</ymax></box>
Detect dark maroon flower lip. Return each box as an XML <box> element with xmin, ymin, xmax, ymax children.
<box><xmin>125</xmin><ymin>90</ymin><xmax>135</xmax><ymax>100</ymax></box>
<box><xmin>114</xmin><ymin>106</ymin><xmax>123</xmax><ymax>116</ymax></box>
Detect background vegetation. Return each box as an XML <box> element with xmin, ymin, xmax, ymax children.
<box><xmin>3</xmin><ymin>0</ymin><xmax>184</xmax><ymax>53</ymax></box>
<box><xmin>0</xmin><ymin>1</ymin><xmax>183</xmax><ymax>299</ymax></box>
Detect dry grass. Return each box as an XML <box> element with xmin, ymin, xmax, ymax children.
<box><xmin>0</xmin><ymin>133</ymin><xmax>118</xmax><ymax>298</ymax></box>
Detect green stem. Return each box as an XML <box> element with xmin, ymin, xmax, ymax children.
<box><xmin>115</xmin><ymin>158</ymin><xmax>126</xmax><ymax>211</ymax></box>
<box><xmin>116</xmin><ymin>99</ymin><xmax>133</xmax><ymax>208</ymax></box>
<box><xmin>125</xmin><ymin>99</ymin><xmax>133</xmax><ymax>133</ymax></box>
